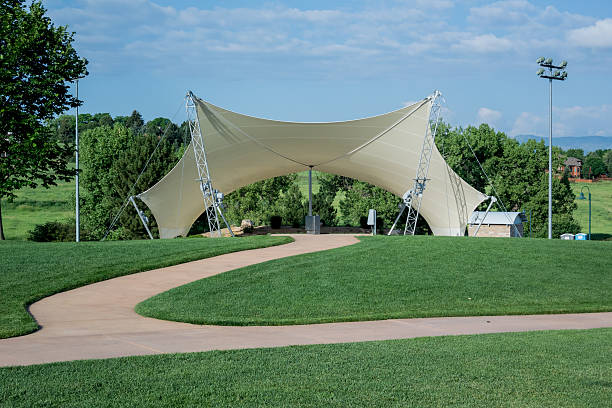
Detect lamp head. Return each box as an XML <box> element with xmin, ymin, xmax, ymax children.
<box><xmin>559</xmin><ymin>60</ymin><xmax>567</xmax><ymax>68</ymax></box>
<box><xmin>578</xmin><ymin>192</ymin><xmax>586</xmax><ymax>200</ymax></box>
<box><xmin>537</xmin><ymin>68</ymin><xmax>545</xmax><ymax>76</ymax></box>
<box><xmin>561</xmin><ymin>71</ymin><xmax>568</xmax><ymax>79</ymax></box>
<box><xmin>553</xmin><ymin>70</ymin><xmax>561</xmax><ymax>77</ymax></box>
<box><xmin>545</xmin><ymin>57</ymin><xmax>553</xmax><ymax>64</ymax></box>
<box><xmin>536</xmin><ymin>56</ymin><xmax>545</xmax><ymax>64</ymax></box>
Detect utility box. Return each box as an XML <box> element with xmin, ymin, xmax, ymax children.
<box><xmin>305</xmin><ymin>215</ymin><xmax>320</xmax><ymax>234</ymax></box>
<box><xmin>575</xmin><ymin>233</ymin><xmax>587</xmax><ymax>240</ymax></box>
<box><xmin>560</xmin><ymin>233</ymin><xmax>575</xmax><ymax>240</ymax></box>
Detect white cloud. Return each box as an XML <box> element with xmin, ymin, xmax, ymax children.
<box><xmin>510</xmin><ymin>105</ymin><xmax>612</xmax><ymax>137</ymax></box>
<box><xmin>568</xmin><ymin>19</ymin><xmax>612</xmax><ymax>48</ymax></box>
<box><xmin>43</xmin><ymin>0</ymin><xmax>612</xmax><ymax>89</ymax></box>
<box><xmin>468</xmin><ymin>1</ymin><xmax>534</xmax><ymax>25</ymax></box>
<box><xmin>453</xmin><ymin>34</ymin><xmax>514</xmax><ymax>53</ymax></box>
<box><xmin>477</xmin><ymin>107</ymin><xmax>502</xmax><ymax>126</ymax></box>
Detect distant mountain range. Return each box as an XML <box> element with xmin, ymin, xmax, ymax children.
<box><xmin>513</xmin><ymin>135</ymin><xmax>612</xmax><ymax>152</ymax></box>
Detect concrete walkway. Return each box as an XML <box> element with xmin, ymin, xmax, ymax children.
<box><xmin>1</xmin><ymin>234</ymin><xmax>611</xmax><ymax>367</ymax></box>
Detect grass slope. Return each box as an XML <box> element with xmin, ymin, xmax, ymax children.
<box><xmin>571</xmin><ymin>180</ymin><xmax>612</xmax><ymax>240</ymax></box>
<box><xmin>137</xmin><ymin>236</ymin><xmax>612</xmax><ymax>326</ymax></box>
<box><xmin>1</xmin><ymin>180</ymin><xmax>74</xmax><ymax>240</ymax></box>
<box><xmin>0</xmin><ymin>235</ymin><xmax>292</xmax><ymax>339</ymax></box>
<box><xmin>1</xmin><ymin>328</ymin><xmax>611</xmax><ymax>407</ymax></box>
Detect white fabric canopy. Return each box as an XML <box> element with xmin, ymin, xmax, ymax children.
<box><xmin>139</xmin><ymin>93</ymin><xmax>487</xmax><ymax>238</ymax></box>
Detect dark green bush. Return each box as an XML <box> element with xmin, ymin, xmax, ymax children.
<box><xmin>359</xmin><ymin>216</ymin><xmax>369</xmax><ymax>229</ymax></box>
<box><xmin>28</xmin><ymin>220</ymin><xmax>76</xmax><ymax>242</ymax></box>
<box><xmin>270</xmin><ymin>215</ymin><xmax>282</xmax><ymax>229</ymax></box>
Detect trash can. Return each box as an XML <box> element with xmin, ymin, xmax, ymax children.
<box><xmin>575</xmin><ymin>233</ymin><xmax>587</xmax><ymax>240</ymax></box>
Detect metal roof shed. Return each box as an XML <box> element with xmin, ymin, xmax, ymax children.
<box><xmin>468</xmin><ymin>211</ymin><xmax>526</xmax><ymax>237</ymax></box>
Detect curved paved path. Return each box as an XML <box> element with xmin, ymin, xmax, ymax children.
<box><xmin>1</xmin><ymin>234</ymin><xmax>611</xmax><ymax>367</ymax></box>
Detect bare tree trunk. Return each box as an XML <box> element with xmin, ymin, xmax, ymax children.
<box><xmin>0</xmin><ymin>199</ymin><xmax>5</xmax><ymax>240</ymax></box>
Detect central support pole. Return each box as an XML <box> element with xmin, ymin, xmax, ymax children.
<box><xmin>308</xmin><ymin>166</ymin><xmax>313</xmax><ymax>217</ymax></box>
<box><xmin>305</xmin><ymin>165</ymin><xmax>319</xmax><ymax>234</ymax></box>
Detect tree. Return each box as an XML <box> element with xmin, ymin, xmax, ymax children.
<box><xmin>563</xmin><ymin>148</ymin><xmax>585</xmax><ymax>161</ymax></box>
<box><xmin>79</xmin><ymin>123</ymin><xmax>176</xmax><ymax>239</ymax></box>
<box><xmin>436</xmin><ymin>123</ymin><xmax>579</xmax><ymax>238</ymax></box>
<box><xmin>583</xmin><ymin>152</ymin><xmax>607</xmax><ymax>179</ymax></box>
<box><xmin>278</xmin><ymin>183</ymin><xmax>307</xmax><ymax>227</ymax></box>
<box><xmin>311</xmin><ymin>173</ymin><xmax>339</xmax><ymax>226</ymax></box>
<box><xmin>222</xmin><ymin>175</ymin><xmax>296</xmax><ymax>227</ymax></box>
<box><xmin>604</xmin><ymin>150</ymin><xmax>612</xmax><ymax>176</ymax></box>
<box><xmin>46</xmin><ymin>114</ymin><xmax>75</xmax><ymax>145</ymax></box>
<box><xmin>125</xmin><ymin>110</ymin><xmax>144</xmax><ymax>133</ymax></box>
<box><xmin>0</xmin><ymin>0</ymin><xmax>88</xmax><ymax>239</ymax></box>
<box><xmin>338</xmin><ymin>180</ymin><xmax>399</xmax><ymax>228</ymax></box>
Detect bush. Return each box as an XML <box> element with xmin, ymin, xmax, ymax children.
<box><xmin>270</xmin><ymin>215</ymin><xmax>282</xmax><ymax>229</ymax></box>
<box><xmin>359</xmin><ymin>216</ymin><xmax>369</xmax><ymax>229</ymax></box>
<box><xmin>28</xmin><ymin>220</ymin><xmax>76</xmax><ymax>242</ymax></box>
<box><xmin>376</xmin><ymin>217</ymin><xmax>384</xmax><ymax>233</ymax></box>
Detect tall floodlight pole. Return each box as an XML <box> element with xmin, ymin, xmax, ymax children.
<box><xmin>75</xmin><ymin>79</ymin><xmax>80</xmax><ymax>242</ymax></box>
<box><xmin>537</xmin><ymin>57</ymin><xmax>567</xmax><ymax>239</ymax></box>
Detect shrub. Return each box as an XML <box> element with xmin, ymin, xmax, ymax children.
<box><xmin>359</xmin><ymin>216</ymin><xmax>369</xmax><ymax>229</ymax></box>
<box><xmin>28</xmin><ymin>220</ymin><xmax>76</xmax><ymax>242</ymax></box>
<box><xmin>270</xmin><ymin>215</ymin><xmax>282</xmax><ymax>229</ymax></box>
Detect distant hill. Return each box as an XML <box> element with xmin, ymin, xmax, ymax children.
<box><xmin>513</xmin><ymin>135</ymin><xmax>612</xmax><ymax>152</ymax></box>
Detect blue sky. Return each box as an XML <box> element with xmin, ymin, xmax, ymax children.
<box><xmin>45</xmin><ymin>0</ymin><xmax>612</xmax><ymax>138</ymax></box>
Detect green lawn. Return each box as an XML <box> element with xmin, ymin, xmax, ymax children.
<box><xmin>1</xmin><ymin>328</ymin><xmax>610</xmax><ymax>407</ymax></box>
<box><xmin>137</xmin><ymin>236</ymin><xmax>612</xmax><ymax>326</ymax></box>
<box><xmin>0</xmin><ymin>180</ymin><xmax>74</xmax><ymax>240</ymax></box>
<box><xmin>571</xmin><ymin>180</ymin><xmax>612</xmax><ymax>240</ymax></box>
<box><xmin>0</xmin><ymin>235</ymin><xmax>292</xmax><ymax>339</ymax></box>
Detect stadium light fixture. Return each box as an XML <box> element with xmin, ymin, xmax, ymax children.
<box><xmin>537</xmin><ymin>56</ymin><xmax>568</xmax><ymax>239</ymax></box>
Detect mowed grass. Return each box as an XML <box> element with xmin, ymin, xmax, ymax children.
<box><xmin>0</xmin><ymin>235</ymin><xmax>292</xmax><ymax>339</ymax></box>
<box><xmin>1</xmin><ymin>328</ymin><xmax>611</xmax><ymax>407</ymax></box>
<box><xmin>137</xmin><ymin>236</ymin><xmax>612</xmax><ymax>326</ymax></box>
<box><xmin>1</xmin><ymin>180</ymin><xmax>75</xmax><ymax>240</ymax></box>
<box><xmin>571</xmin><ymin>180</ymin><xmax>612</xmax><ymax>240</ymax></box>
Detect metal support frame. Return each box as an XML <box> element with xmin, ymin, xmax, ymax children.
<box><xmin>388</xmin><ymin>90</ymin><xmax>443</xmax><ymax>236</ymax></box>
<box><xmin>472</xmin><ymin>196</ymin><xmax>497</xmax><ymax>237</ymax></box>
<box><xmin>186</xmin><ymin>91</ymin><xmax>234</xmax><ymax>238</ymax></box>
<box><xmin>130</xmin><ymin>196</ymin><xmax>154</xmax><ymax>240</ymax></box>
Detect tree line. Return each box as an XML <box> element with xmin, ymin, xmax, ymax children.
<box><xmin>31</xmin><ymin>113</ymin><xmax>587</xmax><ymax>240</ymax></box>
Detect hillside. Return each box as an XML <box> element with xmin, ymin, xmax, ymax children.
<box><xmin>1</xmin><ymin>181</ymin><xmax>74</xmax><ymax>240</ymax></box>
<box><xmin>513</xmin><ymin>135</ymin><xmax>612</xmax><ymax>152</ymax></box>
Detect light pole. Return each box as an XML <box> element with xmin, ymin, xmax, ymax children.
<box><xmin>577</xmin><ymin>185</ymin><xmax>591</xmax><ymax>240</ymax></box>
<box><xmin>537</xmin><ymin>57</ymin><xmax>567</xmax><ymax>239</ymax></box>
<box><xmin>75</xmin><ymin>79</ymin><xmax>80</xmax><ymax>242</ymax></box>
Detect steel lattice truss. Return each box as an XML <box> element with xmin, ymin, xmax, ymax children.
<box><xmin>388</xmin><ymin>90</ymin><xmax>443</xmax><ymax>236</ymax></box>
<box><xmin>186</xmin><ymin>91</ymin><xmax>233</xmax><ymax>237</ymax></box>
